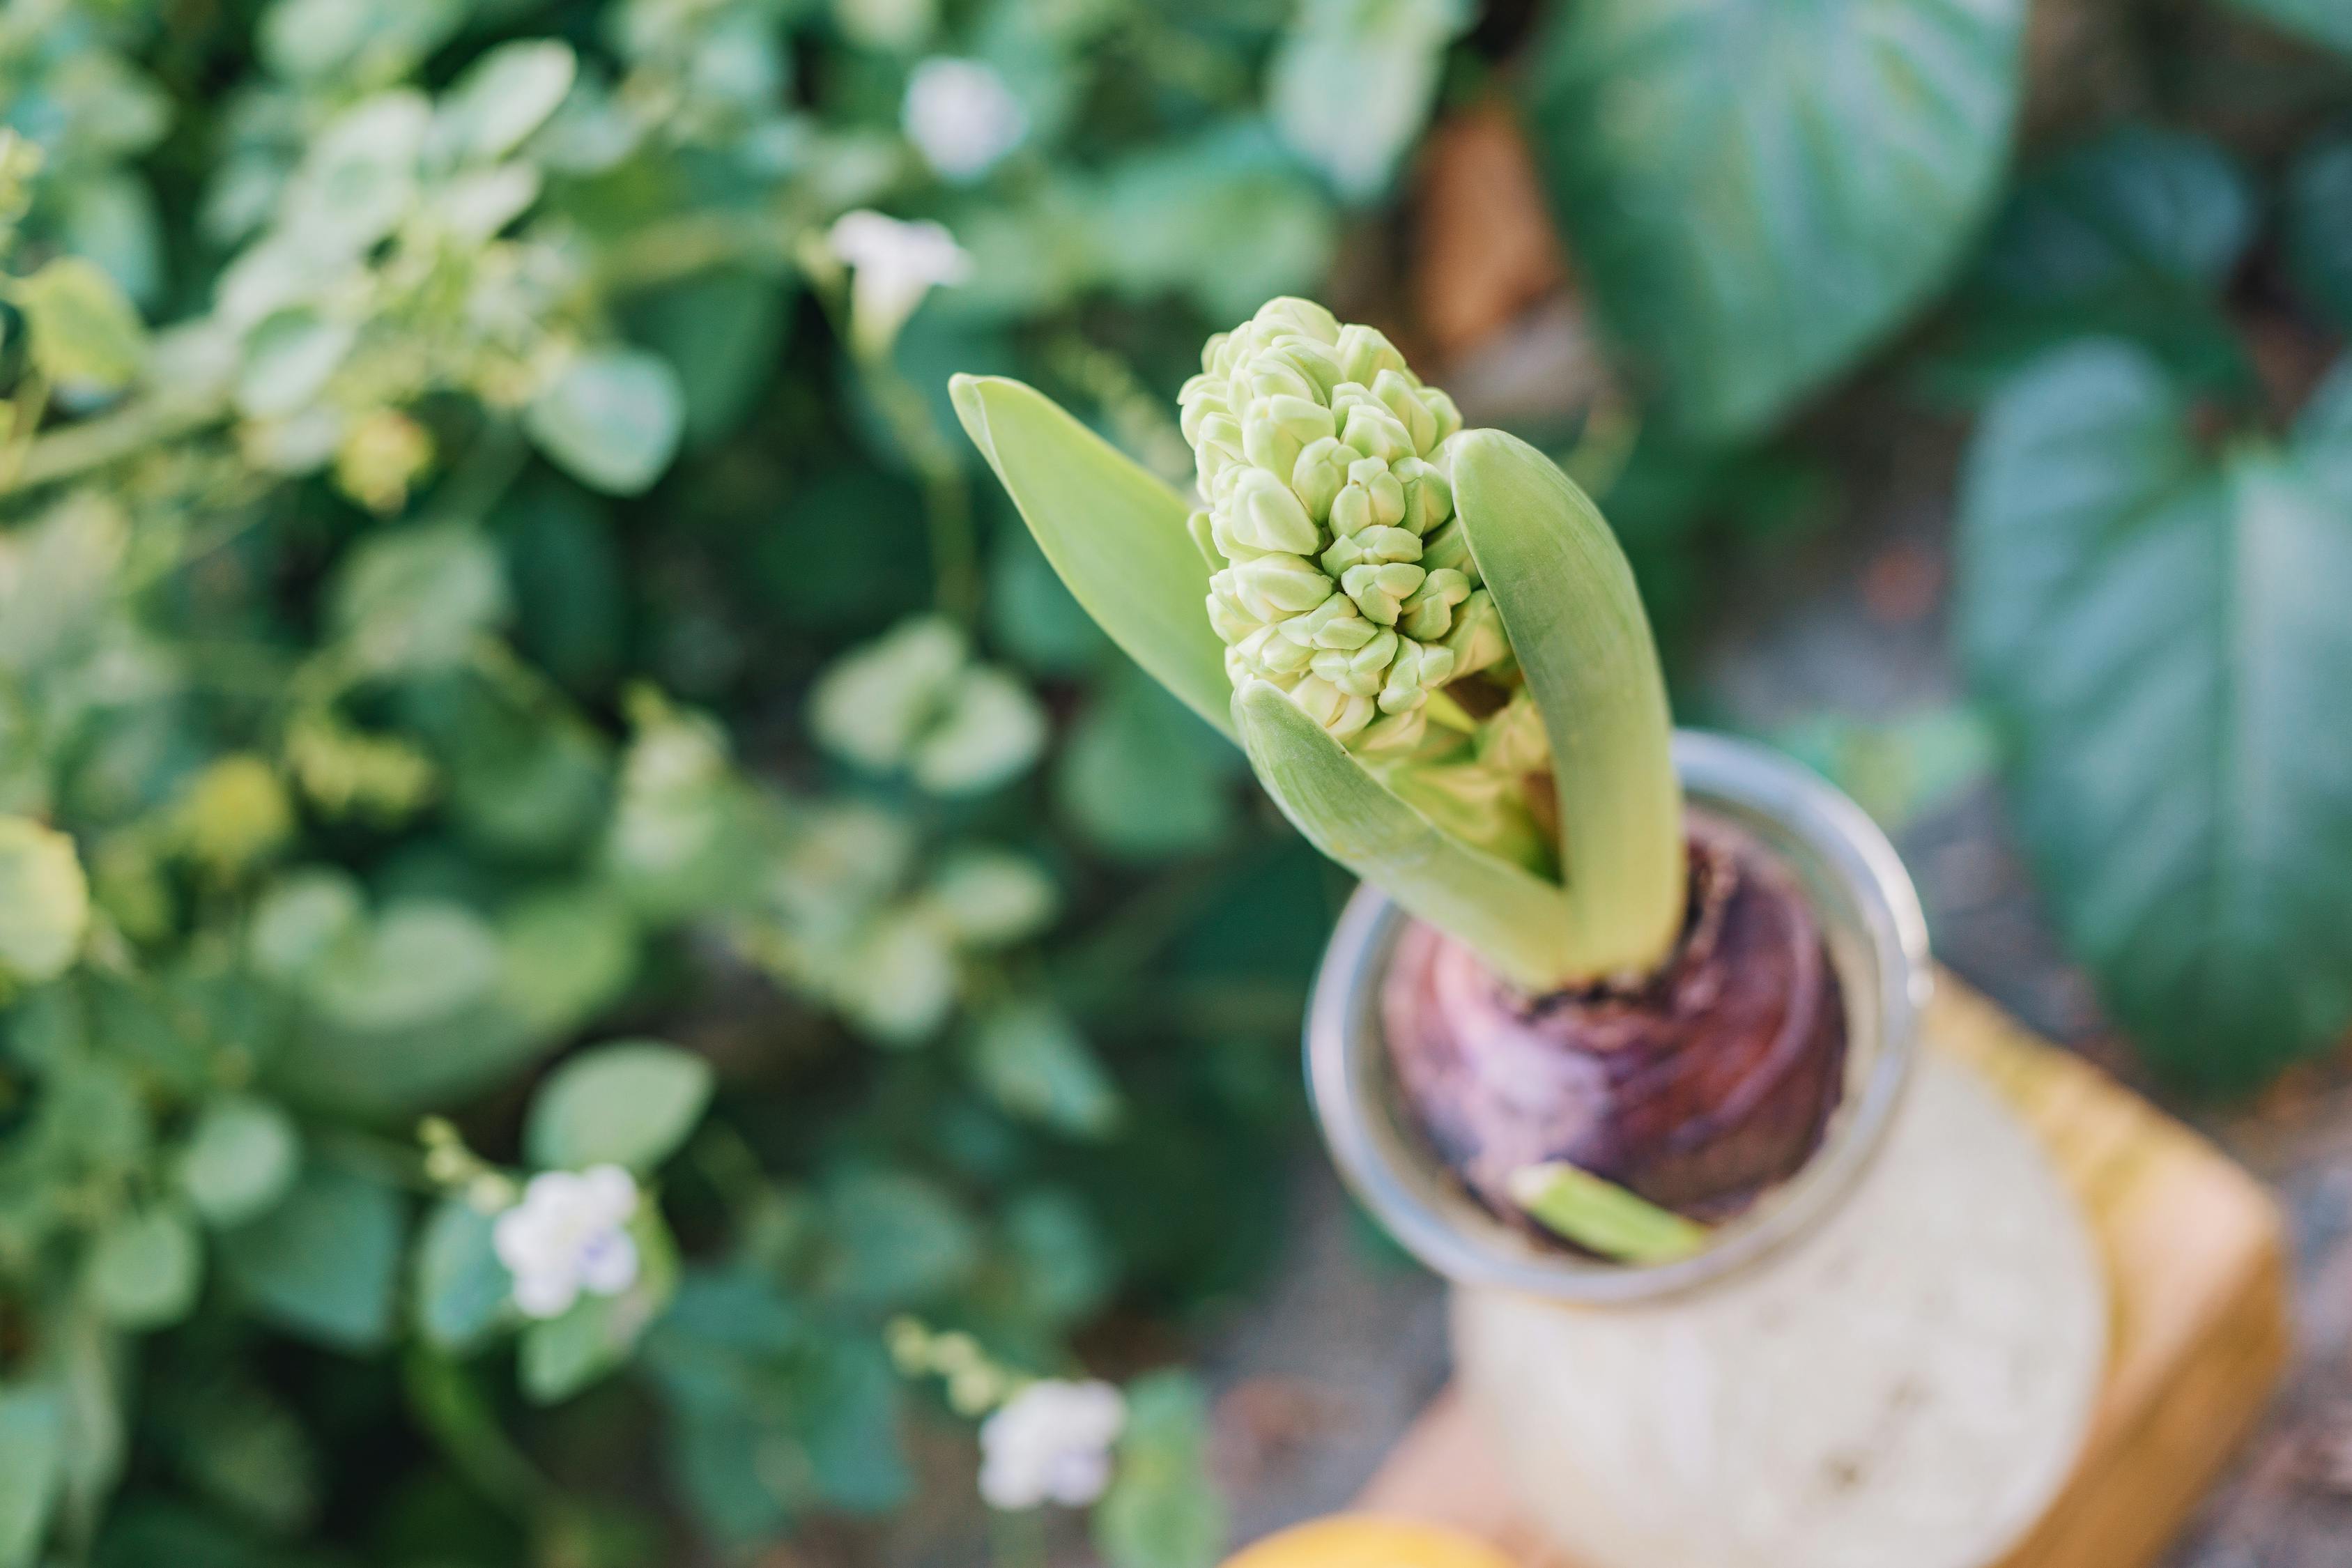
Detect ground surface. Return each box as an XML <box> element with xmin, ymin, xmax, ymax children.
<box><xmin>1198</xmin><ymin>403</ymin><xmax>2352</xmax><ymax>1566</ymax></box>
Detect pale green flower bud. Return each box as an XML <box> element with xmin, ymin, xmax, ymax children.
<box><xmin>1247</xmin><ymin>360</ymin><xmax>1319</xmax><ymax>404</ymax></box>
<box><xmin>1257</xmin><ymin>296</ymin><xmax>1342</xmax><ymax>345</ymax></box>
<box><xmin>1372</xmin><ymin>369</ymin><xmax>1438</xmax><ymax>453</ymax></box>
<box><xmin>1392</xmin><ymin>456</ymin><xmax>1453</xmax><ymax>537</ymax></box>
<box><xmin>1279</xmin><ymin>594</ymin><xmax>1378</xmax><ymax>651</ymax></box>
<box><xmin>1188</xmin><ymin>509</ymin><xmax>1226</xmax><ymax>571</ymax></box>
<box><xmin>1236</xmin><ymin>623</ymin><xmax>1316</xmax><ymax>677</ymax></box>
<box><xmin>1181</xmin><ymin>298</ymin><xmax>1509</xmax><ymax>755</ymax></box>
<box><xmin>1418</xmin><ymin>517</ymin><xmax>1478</xmax><ymax>581</ymax></box>
<box><xmin>1342</xmin><ymin>561</ymin><xmax>1424</xmax><ymax>626</ymax></box>
<box><xmin>1321</xmin><ymin>524</ymin><xmax>1422</xmax><ymax>577</ymax></box>
<box><xmin>1192</xmin><ymin>410</ymin><xmax>1245</xmax><ymax>497</ymax></box>
<box><xmin>1335</xmin><ymin>323</ymin><xmax>1407</xmax><ymax>386</ymax></box>
<box><xmin>1293</xmin><ymin>673</ymin><xmax>1375</xmax><ymax>741</ymax></box>
<box><xmin>1330</xmin><ymin>456</ymin><xmax>1407</xmax><ymax>537</ymax></box>
<box><xmin>1311</xmin><ymin>628</ymin><xmax>1397</xmax><ymax>698</ymax></box>
<box><xmin>1220</xmin><ymin>469</ymin><xmax>1320</xmax><ymax>555</ymax></box>
<box><xmin>1264</xmin><ymin>339</ymin><xmax>1344</xmax><ymax>399</ymax></box>
<box><xmin>1379</xmin><ymin>637</ymin><xmax>1455</xmax><ymax>714</ymax></box>
<box><xmin>1424</xmin><ymin>387</ymin><xmax>1463</xmax><ymax>444</ymax></box>
<box><xmin>1206</xmin><ymin>581</ymin><xmax>1263</xmax><ymax>644</ymax></box>
<box><xmin>1291</xmin><ymin>436</ymin><xmax>1359</xmax><ymax>522</ymax></box>
<box><xmin>1443</xmin><ymin>588</ymin><xmax>1507</xmax><ymax>677</ymax></box>
<box><xmin>1242</xmin><ymin>392</ymin><xmax>1337</xmax><ymax>479</ymax></box>
<box><xmin>1337</xmin><ymin>400</ymin><xmax>1415</xmax><ymax>463</ymax></box>
<box><xmin>1176</xmin><ymin>376</ymin><xmax>1227</xmax><ymax>444</ymax></box>
<box><xmin>1356</xmin><ymin>707</ymin><xmax>1426</xmax><ymax>753</ymax></box>
<box><xmin>1223</xmin><ymin>555</ymin><xmax>1333</xmax><ymax>620</ymax></box>
<box><xmin>1399</xmin><ymin>567</ymin><xmax>1472</xmax><ymax>641</ymax></box>
<box><xmin>1479</xmin><ymin>687</ymin><xmax>1548</xmax><ymax>773</ymax></box>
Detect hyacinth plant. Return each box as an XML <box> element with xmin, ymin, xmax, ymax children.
<box><xmin>953</xmin><ymin>297</ymin><xmax>1687</xmax><ymax>998</ymax></box>
<box><xmin>944</xmin><ymin>298</ymin><xmax>1854</xmax><ymax>1263</ymax></box>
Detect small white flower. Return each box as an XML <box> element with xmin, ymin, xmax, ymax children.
<box><xmin>826</xmin><ymin>210</ymin><xmax>972</xmax><ymax>355</ymax></box>
<box><xmin>492</xmin><ymin>1164</ymin><xmax>640</xmax><ymax>1319</ymax></box>
<box><xmin>977</xmin><ymin>1378</ymin><xmax>1126</xmax><ymax>1510</ymax></box>
<box><xmin>902</xmin><ymin>58</ymin><xmax>1027</xmax><ymax>183</ymax></box>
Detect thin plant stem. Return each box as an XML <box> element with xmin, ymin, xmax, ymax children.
<box><xmin>1</xmin><ymin>391</ymin><xmax>226</xmax><ymax>495</ymax></box>
<box><xmin>859</xmin><ymin>344</ymin><xmax>981</xmax><ymax>626</ymax></box>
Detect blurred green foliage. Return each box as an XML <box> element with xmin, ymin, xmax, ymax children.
<box><xmin>1</xmin><ymin>0</ymin><xmax>2351</xmax><ymax>1562</ymax></box>
<box><xmin>0</xmin><ymin>0</ymin><xmax>1419</xmax><ymax>1560</ymax></box>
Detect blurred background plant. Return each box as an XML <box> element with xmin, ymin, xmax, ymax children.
<box><xmin>0</xmin><ymin>0</ymin><xmax>2349</xmax><ymax>1563</ymax></box>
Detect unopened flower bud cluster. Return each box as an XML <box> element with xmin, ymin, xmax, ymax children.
<box><xmin>1181</xmin><ymin>297</ymin><xmax>1506</xmax><ymax>751</ymax></box>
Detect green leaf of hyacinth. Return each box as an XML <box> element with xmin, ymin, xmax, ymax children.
<box><xmin>1232</xmin><ymin>681</ymin><xmax>1583</xmax><ymax>992</ymax></box>
<box><xmin>1452</xmin><ymin>431</ymin><xmax>1684</xmax><ymax>979</ymax></box>
<box><xmin>950</xmin><ymin>374</ymin><xmax>1234</xmax><ymax>739</ymax></box>
<box><xmin>1508</xmin><ymin>1161</ymin><xmax>1709</xmax><ymax>1264</ymax></box>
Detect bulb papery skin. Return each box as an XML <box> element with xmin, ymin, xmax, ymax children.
<box><xmin>1181</xmin><ymin>298</ymin><xmax>1500</xmax><ymax>754</ymax></box>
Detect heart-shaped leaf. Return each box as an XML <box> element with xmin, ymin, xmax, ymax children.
<box><xmin>1452</xmin><ymin>430</ymin><xmax>1684</xmax><ymax>977</ymax></box>
<box><xmin>1524</xmin><ymin>0</ymin><xmax>2028</xmax><ymax>439</ymax></box>
<box><xmin>1960</xmin><ymin>341</ymin><xmax>2352</xmax><ymax>1089</ymax></box>
<box><xmin>1232</xmin><ymin>680</ymin><xmax>1584</xmax><ymax>992</ymax></box>
<box><xmin>951</xmin><ymin>374</ymin><xmax>1233</xmax><ymax>739</ymax></box>
<box><xmin>1935</xmin><ymin>127</ymin><xmax>2257</xmax><ymax>401</ymax></box>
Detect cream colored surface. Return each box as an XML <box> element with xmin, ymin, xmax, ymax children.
<box><xmin>1452</xmin><ymin>1050</ymin><xmax>2106</xmax><ymax>1568</ymax></box>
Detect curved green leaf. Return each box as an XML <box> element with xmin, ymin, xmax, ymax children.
<box><xmin>950</xmin><ymin>374</ymin><xmax>1233</xmax><ymax>739</ymax></box>
<box><xmin>1233</xmin><ymin>680</ymin><xmax>1583</xmax><ymax>992</ymax></box>
<box><xmin>1525</xmin><ymin>0</ymin><xmax>2028</xmax><ymax>439</ymax></box>
<box><xmin>1960</xmin><ymin>342</ymin><xmax>2352</xmax><ymax>1089</ymax></box>
<box><xmin>1452</xmin><ymin>430</ymin><xmax>1684</xmax><ymax>978</ymax></box>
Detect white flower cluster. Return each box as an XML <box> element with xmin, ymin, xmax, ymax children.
<box><xmin>977</xmin><ymin>1378</ymin><xmax>1127</xmax><ymax>1510</ymax></box>
<box><xmin>493</xmin><ymin>1165</ymin><xmax>640</xmax><ymax>1319</ymax></box>
<box><xmin>1181</xmin><ymin>297</ymin><xmax>1505</xmax><ymax>753</ymax></box>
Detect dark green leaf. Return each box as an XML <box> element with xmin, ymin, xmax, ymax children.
<box><xmin>525</xmin><ymin>348</ymin><xmax>686</xmax><ymax>495</ymax></box>
<box><xmin>1092</xmin><ymin>1372</ymin><xmax>1224</xmax><ymax>1568</ymax></box>
<box><xmin>12</xmin><ymin>258</ymin><xmax>147</xmax><ymax>391</ymax></box>
<box><xmin>525</xmin><ymin>1040</ymin><xmax>713</xmax><ymax>1171</ymax></box>
<box><xmin>219</xmin><ymin>1163</ymin><xmax>405</xmax><ymax>1351</ymax></box>
<box><xmin>84</xmin><ymin>1206</ymin><xmax>203</xmax><ymax>1330</ymax></box>
<box><xmin>518</xmin><ymin>1208</ymin><xmax>677</xmax><ymax>1403</ymax></box>
<box><xmin>413</xmin><ymin>1200</ymin><xmax>508</xmax><ymax>1352</ymax></box>
<box><xmin>1054</xmin><ymin>669</ymin><xmax>1236</xmax><ymax>861</ymax></box>
<box><xmin>822</xmin><ymin>1171</ymin><xmax>978</xmax><ymax>1309</ymax></box>
<box><xmin>2287</xmin><ymin>134</ymin><xmax>2352</xmax><ymax>335</ymax></box>
<box><xmin>175</xmin><ymin>1097</ymin><xmax>301</xmax><ymax>1227</ymax></box>
<box><xmin>1934</xmin><ymin>127</ymin><xmax>2255</xmax><ymax>401</ymax></box>
<box><xmin>968</xmin><ymin>1000</ymin><xmax>1123</xmax><ymax>1139</ymax></box>
<box><xmin>0</xmin><ymin>1387</ymin><xmax>62</xmax><ymax>1568</ymax></box>
<box><xmin>1525</xmin><ymin>0</ymin><xmax>2029</xmax><ymax>438</ymax></box>
<box><xmin>1959</xmin><ymin>343</ymin><xmax>2352</xmax><ymax>1087</ymax></box>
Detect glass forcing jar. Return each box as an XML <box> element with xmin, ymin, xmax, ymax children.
<box><xmin>1308</xmin><ymin>732</ymin><xmax>2108</xmax><ymax>1568</ymax></box>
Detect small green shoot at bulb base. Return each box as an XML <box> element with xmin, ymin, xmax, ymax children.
<box><xmin>1508</xmin><ymin>1161</ymin><xmax>1711</xmax><ymax>1265</ymax></box>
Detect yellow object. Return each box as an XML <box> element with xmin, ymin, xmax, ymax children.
<box><xmin>1222</xmin><ymin>1514</ymin><xmax>1517</xmax><ymax>1568</ymax></box>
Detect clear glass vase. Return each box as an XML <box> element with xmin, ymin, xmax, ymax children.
<box><xmin>1307</xmin><ymin>732</ymin><xmax>2107</xmax><ymax>1568</ymax></box>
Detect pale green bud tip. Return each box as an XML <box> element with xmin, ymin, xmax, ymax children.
<box><xmin>1181</xmin><ymin>298</ymin><xmax>1478</xmax><ymax>754</ymax></box>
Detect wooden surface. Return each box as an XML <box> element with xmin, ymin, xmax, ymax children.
<box><xmin>1352</xmin><ymin>972</ymin><xmax>2295</xmax><ymax>1568</ymax></box>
